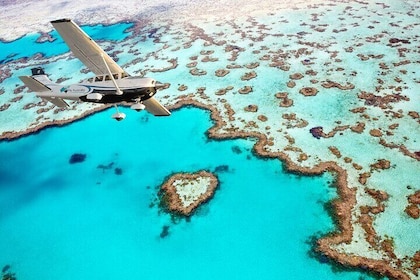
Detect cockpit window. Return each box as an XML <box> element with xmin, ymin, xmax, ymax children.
<box><xmin>121</xmin><ymin>72</ymin><xmax>128</xmax><ymax>78</ymax></box>
<box><xmin>104</xmin><ymin>75</ymin><xmax>111</xmax><ymax>81</ymax></box>
<box><xmin>113</xmin><ymin>73</ymin><xmax>119</xmax><ymax>80</ymax></box>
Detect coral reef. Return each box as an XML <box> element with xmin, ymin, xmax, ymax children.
<box><xmin>69</xmin><ymin>153</ymin><xmax>86</xmax><ymax>164</ymax></box>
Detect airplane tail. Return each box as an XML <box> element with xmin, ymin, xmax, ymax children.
<box><xmin>19</xmin><ymin>67</ymin><xmax>69</xmax><ymax>107</ymax></box>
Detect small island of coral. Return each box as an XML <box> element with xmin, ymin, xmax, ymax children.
<box><xmin>160</xmin><ymin>171</ymin><xmax>219</xmax><ymax>216</ymax></box>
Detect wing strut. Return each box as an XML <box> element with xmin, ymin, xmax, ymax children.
<box><xmin>101</xmin><ymin>54</ymin><xmax>123</xmax><ymax>95</ymax></box>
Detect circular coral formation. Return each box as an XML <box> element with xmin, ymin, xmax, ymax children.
<box><xmin>404</xmin><ymin>191</ymin><xmax>420</xmax><ymax>219</ymax></box>
<box><xmin>178</xmin><ymin>84</ymin><xmax>188</xmax><ymax>91</ymax></box>
<box><xmin>215</xmin><ymin>69</ymin><xmax>230</xmax><ymax>77</ymax></box>
<box><xmin>369</xmin><ymin>129</ymin><xmax>383</xmax><ymax>137</ymax></box>
<box><xmin>238</xmin><ymin>86</ymin><xmax>253</xmax><ymax>94</ymax></box>
<box><xmin>289</xmin><ymin>72</ymin><xmax>304</xmax><ymax>80</ymax></box>
<box><xmin>186</xmin><ymin>61</ymin><xmax>197</xmax><ymax>68</ymax></box>
<box><xmin>244</xmin><ymin>104</ymin><xmax>258</xmax><ymax>112</ymax></box>
<box><xmin>189</xmin><ymin>68</ymin><xmax>207</xmax><ymax>76</ymax></box>
<box><xmin>287</xmin><ymin>80</ymin><xmax>296</xmax><ymax>88</ymax></box>
<box><xmin>299</xmin><ymin>87</ymin><xmax>318</xmax><ymax>96</ymax></box>
<box><xmin>405</xmin><ymin>204</ymin><xmax>420</xmax><ymax>219</ymax></box>
<box><xmin>258</xmin><ymin>115</ymin><xmax>268</xmax><ymax>122</ymax></box>
<box><xmin>241</xmin><ymin>71</ymin><xmax>257</xmax><ymax>81</ymax></box>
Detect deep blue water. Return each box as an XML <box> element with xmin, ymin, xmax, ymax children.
<box><xmin>0</xmin><ymin>107</ymin><xmax>381</xmax><ymax>279</ymax></box>
<box><xmin>0</xmin><ymin>22</ymin><xmax>133</xmax><ymax>63</ymax></box>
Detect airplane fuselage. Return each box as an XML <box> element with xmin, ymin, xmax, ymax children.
<box><xmin>19</xmin><ymin>19</ymin><xmax>171</xmax><ymax>119</ymax></box>
<box><xmin>37</xmin><ymin>74</ymin><xmax>158</xmax><ymax>104</ymax></box>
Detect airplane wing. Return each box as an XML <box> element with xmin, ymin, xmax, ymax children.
<box><xmin>41</xmin><ymin>96</ymin><xmax>69</xmax><ymax>108</ymax></box>
<box><xmin>51</xmin><ymin>19</ymin><xmax>127</xmax><ymax>76</ymax></box>
<box><xmin>143</xmin><ymin>97</ymin><xmax>171</xmax><ymax>116</ymax></box>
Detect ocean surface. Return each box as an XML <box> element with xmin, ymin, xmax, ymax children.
<box><xmin>0</xmin><ymin>23</ymin><xmax>133</xmax><ymax>63</ymax></box>
<box><xmin>0</xmin><ymin>107</ymin><xmax>382</xmax><ymax>280</ymax></box>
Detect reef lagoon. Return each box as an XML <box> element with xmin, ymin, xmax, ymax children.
<box><xmin>0</xmin><ymin>107</ymin><xmax>380</xmax><ymax>279</ymax></box>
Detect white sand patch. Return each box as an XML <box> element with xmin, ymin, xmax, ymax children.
<box><xmin>174</xmin><ymin>177</ymin><xmax>212</xmax><ymax>207</ymax></box>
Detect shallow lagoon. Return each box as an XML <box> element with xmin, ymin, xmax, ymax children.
<box><xmin>0</xmin><ymin>22</ymin><xmax>133</xmax><ymax>63</ymax></box>
<box><xmin>0</xmin><ymin>107</ymin><xmax>382</xmax><ymax>279</ymax></box>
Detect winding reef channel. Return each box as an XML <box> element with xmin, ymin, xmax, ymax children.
<box><xmin>0</xmin><ymin>0</ymin><xmax>419</xmax><ymax>278</ymax></box>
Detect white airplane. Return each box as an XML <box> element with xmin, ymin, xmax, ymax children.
<box><xmin>19</xmin><ymin>18</ymin><xmax>171</xmax><ymax>121</ymax></box>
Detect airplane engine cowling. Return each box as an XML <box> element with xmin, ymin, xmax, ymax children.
<box><xmin>86</xmin><ymin>93</ymin><xmax>102</xmax><ymax>101</ymax></box>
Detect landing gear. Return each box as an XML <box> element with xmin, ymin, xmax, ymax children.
<box><xmin>112</xmin><ymin>105</ymin><xmax>126</xmax><ymax>121</ymax></box>
<box><xmin>130</xmin><ymin>102</ymin><xmax>146</xmax><ymax>112</ymax></box>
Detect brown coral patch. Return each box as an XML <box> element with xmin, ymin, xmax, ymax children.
<box><xmin>244</xmin><ymin>105</ymin><xmax>258</xmax><ymax>112</ymax></box>
<box><xmin>358</xmin><ymin>91</ymin><xmax>409</xmax><ymax>109</ymax></box>
<box><xmin>404</xmin><ymin>191</ymin><xmax>420</xmax><ymax>219</ymax></box>
<box><xmin>405</xmin><ymin>204</ymin><xmax>420</xmax><ymax>219</ymax></box>
<box><xmin>358</xmin><ymin>172</ymin><xmax>371</xmax><ymax>185</ymax></box>
<box><xmin>280</xmin><ymin>98</ymin><xmax>293</xmax><ymax>107</ymax></box>
<box><xmin>287</xmin><ymin>80</ymin><xmax>296</xmax><ymax>88</ymax></box>
<box><xmin>201</xmin><ymin>55</ymin><xmax>218</xmax><ymax>62</ymax></box>
<box><xmin>178</xmin><ymin>84</ymin><xmax>188</xmax><ymax>91</ymax></box>
<box><xmin>408</xmin><ymin>111</ymin><xmax>419</xmax><ymax>119</ymax></box>
<box><xmin>350</xmin><ymin>107</ymin><xmax>367</xmax><ymax>114</ymax></box>
<box><xmin>408</xmin><ymin>191</ymin><xmax>420</xmax><ymax>204</ymax></box>
<box><xmin>350</xmin><ymin>122</ymin><xmax>365</xmax><ymax>133</ymax></box>
<box><xmin>215</xmin><ymin>69</ymin><xmax>230</xmax><ymax>77</ymax></box>
<box><xmin>275</xmin><ymin>92</ymin><xmax>288</xmax><ymax>99</ymax></box>
<box><xmin>258</xmin><ymin>115</ymin><xmax>268</xmax><ymax>122</ymax></box>
<box><xmin>289</xmin><ymin>73</ymin><xmax>304</xmax><ymax>80</ymax></box>
<box><xmin>369</xmin><ymin>129</ymin><xmax>383</xmax><ymax>137</ymax></box>
<box><xmin>379</xmin><ymin>138</ymin><xmax>420</xmax><ymax>161</ymax></box>
<box><xmin>159</xmin><ymin>170</ymin><xmax>219</xmax><ymax>216</ymax></box>
<box><xmin>189</xmin><ymin>68</ymin><xmax>207</xmax><ymax>76</ymax></box>
<box><xmin>245</xmin><ymin>62</ymin><xmax>260</xmax><ymax>69</ymax></box>
<box><xmin>241</xmin><ymin>71</ymin><xmax>257</xmax><ymax>81</ymax></box>
<box><xmin>370</xmin><ymin>159</ymin><xmax>390</xmax><ymax>171</ymax></box>
<box><xmin>329</xmin><ymin>146</ymin><xmax>342</xmax><ymax>158</ymax></box>
<box><xmin>238</xmin><ymin>86</ymin><xmax>253</xmax><ymax>94</ymax></box>
<box><xmin>321</xmin><ymin>80</ymin><xmax>355</xmax><ymax>90</ymax></box>
<box><xmin>0</xmin><ymin>104</ymin><xmax>11</xmax><ymax>112</ymax></box>
<box><xmin>299</xmin><ymin>87</ymin><xmax>318</xmax><ymax>96</ymax></box>
<box><xmin>186</xmin><ymin>61</ymin><xmax>198</xmax><ymax>68</ymax></box>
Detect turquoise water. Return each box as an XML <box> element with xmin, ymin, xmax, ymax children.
<box><xmin>0</xmin><ymin>22</ymin><xmax>133</xmax><ymax>63</ymax></box>
<box><xmin>0</xmin><ymin>107</ymin><xmax>381</xmax><ymax>279</ymax></box>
